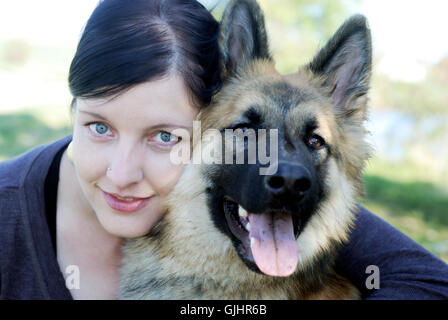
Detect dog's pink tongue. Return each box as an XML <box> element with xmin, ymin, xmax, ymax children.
<box><xmin>248</xmin><ymin>211</ymin><xmax>299</xmax><ymax>277</ymax></box>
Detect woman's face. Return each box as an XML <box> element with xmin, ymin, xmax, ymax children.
<box><xmin>71</xmin><ymin>75</ymin><xmax>198</xmax><ymax>238</ymax></box>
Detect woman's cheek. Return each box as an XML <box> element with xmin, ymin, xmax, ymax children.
<box><xmin>146</xmin><ymin>150</ymin><xmax>187</xmax><ymax>195</ymax></box>
<box><xmin>72</xmin><ymin>131</ymin><xmax>110</xmax><ymax>185</ymax></box>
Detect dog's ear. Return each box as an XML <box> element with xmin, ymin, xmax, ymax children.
<box><xmin>308</xmin><ymin>14</ymin><xmax>372</xmax><ymax>112</ymax></box>
<box><xmin>220</xmin><ymin>0</ymin><xmax>271</xmax><ymax>77</ymax></box>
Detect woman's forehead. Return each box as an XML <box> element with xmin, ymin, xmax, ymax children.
<box><xmin>75</xmin><ymin>77</ymin><xmax>199</xmax><ymax>126</ymax></box>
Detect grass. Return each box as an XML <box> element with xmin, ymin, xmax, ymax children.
<box><xmin>0</xmin><ymin>108</ymin><xmax>71</xmax><ymax>161</ymax></box>
<box><xmin>361</xmin><ymin>158</ymin><xmax>448</xmax><ymax>262</ymax></box>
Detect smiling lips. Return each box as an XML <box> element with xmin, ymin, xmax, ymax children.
<box><xmin>102</xmin><ymin>191</ymin><xmax>153</xmax><ymax>212</ymax></box>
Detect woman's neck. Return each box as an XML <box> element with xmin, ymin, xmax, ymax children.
<box><xmin>57</xmin><ymin>149</ymin><xmax>123</xmax><ymax>299</ymax></box>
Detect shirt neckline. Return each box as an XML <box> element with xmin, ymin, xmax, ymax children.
<box><xmin>19</xmin><ymin>135</ymin><xmax>73</xmax><ymax>299</ymax></box>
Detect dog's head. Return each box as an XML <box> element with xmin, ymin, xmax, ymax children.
<box><xmin>163</xmin><ymin>0</ymin><xmax>372</xmax><ymax>280</ymax></box>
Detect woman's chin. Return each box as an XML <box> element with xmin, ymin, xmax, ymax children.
<box><xmin>95</xmin><ymin>205</ymin><xmax>165</xmax><ymax>239</ymax></box>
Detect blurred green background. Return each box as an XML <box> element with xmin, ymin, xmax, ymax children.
<box><xmin>0</xmin><ymin>0</ymin><xmax>447</xmax><ymax>262</ymax></box>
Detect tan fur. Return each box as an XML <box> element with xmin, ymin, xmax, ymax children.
<box><xmin>120</xmin><ymin>58</ymin><xmax>370</xmax><ymax>299</ymax></box>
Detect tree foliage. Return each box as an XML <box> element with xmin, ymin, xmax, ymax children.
<box><xmin>210</xmin><ymin>0</ymin><xmax>360</xmax><ymax>73</ymax></box>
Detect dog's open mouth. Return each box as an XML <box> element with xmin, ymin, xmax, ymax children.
<box><xmin>223</xmin><ymin>196</ymin><xmax>300</xmax><ymax>277</ymax></box>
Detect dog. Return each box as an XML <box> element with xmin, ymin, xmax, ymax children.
<box><xmin>119</xmin><ymin>0</ymin><xmax>372</xmax><ymax>299</ymax></box>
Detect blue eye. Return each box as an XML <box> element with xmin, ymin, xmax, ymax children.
<box><xmin>89</xmin><ymin>123</ymin><xmax>111</xmax><ymax>135</ymax></box>
<box><xmin>160</xmin><ymin>132</ymin><xmax>171</xmax><ymax>142</ymax></box>
<box><xmin>154</xmin><ymin>131</ymin><xmax>180</xmax><ymax>145</ymax></box>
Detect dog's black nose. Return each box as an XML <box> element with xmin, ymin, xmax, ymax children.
<box><xmin>264</xmin><ymin>163</ymin><xmax>312</xmax><ymax>197</ymax></box>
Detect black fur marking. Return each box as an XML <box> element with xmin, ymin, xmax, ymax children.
<box><xmin>243</xmin><ymin>106</ymin><xmax>263</xmax><ymax>125</ymax></box>
<box><xmin>302</xmin><ymin>118</ymin><xmax>318</xmax><ymax>137</ymax></box>
<box><xmin>204</xmin><ymin>143</ymin><xmax>326</xmax><ymax>273</ymax></box>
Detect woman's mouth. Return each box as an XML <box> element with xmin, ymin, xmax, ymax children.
<box><xmin>102</xmin><ymin>191</ymin><xmax>153</xmax><ymax>213</ymax></box>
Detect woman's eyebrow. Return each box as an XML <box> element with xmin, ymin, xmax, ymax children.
<box><xmin>78</xmin><ymin>110</ymin><xmax>192</xmax><ymax>130</ymax></box>
<box><xmin>78</xmin><ymin>110</ymin><xmax>108</xmax><ymax>121</ymax></box>
<box><xmin>147</xmin><ymin>124</ymin><xmax>193</xmax><ymax>131</ymax></box>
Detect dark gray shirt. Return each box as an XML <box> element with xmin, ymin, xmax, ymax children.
<box><xmin>1</xmin><ymin>136</ymin><xmax>447</xmax><ymax>299</ymax></box>
<box><xmin>0</xmin><ymin>135</ymin><xmax>72</xmax><ymax>299</ymax></box>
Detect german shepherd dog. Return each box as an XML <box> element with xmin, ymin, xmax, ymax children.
<box><xmin>120</xmin><ymin>0</ymin><xmax>372</xmax><ymax>299</ymax></box>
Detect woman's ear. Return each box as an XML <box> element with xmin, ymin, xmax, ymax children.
<box><xmin>220</xmin><ymin>0</ymin><xmax>271</xmax><ymax>78</ymax></box>
<box><xmin>307</xmin><ymin>14</ymin><xmax>372</xmax><ymax>112</ymax></box>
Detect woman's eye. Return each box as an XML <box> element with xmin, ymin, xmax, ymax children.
<box><xmin>155</xmin><ymin>131</ymin><xmax>181</xmax><ymax>144</ymax></box>
<box><xmin>89</xmin><ymin>123</ymin><xmax>112</xmax><ymax>136</ymax></box>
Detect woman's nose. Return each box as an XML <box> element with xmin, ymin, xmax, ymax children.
<box><xmin>107</xmin><ymin>146</ymin><xmax>144</xmax><ymax>189</ymax></box>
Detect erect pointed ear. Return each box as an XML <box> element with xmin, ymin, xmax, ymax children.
<box><xmin>220</xmin><ymin>0</ymin><xmax>271</xmax><ymax>77</ymax></box>
<box><xmin>308</xmin><ymin>14</ymin><xmax>372</xmax><ymax>112</ymax></box>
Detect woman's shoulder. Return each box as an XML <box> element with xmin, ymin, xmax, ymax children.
<box><xmin>0</xmin><ymin>135</ymin><xmax>72</xmax><ymax>190</ymax></box>
<box><xmin>0</xmin><ymin>135</ymin><xmax>72</xmax><ymax>224</ymax></box>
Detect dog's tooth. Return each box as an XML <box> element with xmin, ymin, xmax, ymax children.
<box><xmin>238</xmin><ymin>206</ymin><xmax>248</xmax><ymax>218</ymax></box>
<box><xmin>246</xmin><ymin>222</ymin><xmax>251</xmax><ymax>232</ymax></box>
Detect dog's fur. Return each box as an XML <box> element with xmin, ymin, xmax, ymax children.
<box><xmin>119</xmin><ymin>0</ymin><xmax>372</xmax><ymax>299</ymax></box>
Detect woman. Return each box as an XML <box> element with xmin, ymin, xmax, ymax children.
<box><xmin>0</xmin><ymin>0</ymin><xmax>447</xmax><ymax>300</ymax></box>
<box><xmin>0</xmin><ymin>0</ymin><xmax>221</xmax><ymax>299</ymax></box>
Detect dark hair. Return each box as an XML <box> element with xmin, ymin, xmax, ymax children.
<box><xmin>68</xmin><ymin>0</ymin><xmax>222</xmax><ymax>109</ymax></box>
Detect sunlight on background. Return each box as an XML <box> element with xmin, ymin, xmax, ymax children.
<box><xmin>362</xmin><ymin>0</ymin><xmax>448</xmax><ymax>82</ymax></box>
<box><xmin>1</xmin><ymin>0</ymin><xmax>447</xmax><ymax>111</ymax></box>
<box><xmin>0</xmin><ymin>0</ymin><xmax>447</xmax><ymax>261</ymax></box>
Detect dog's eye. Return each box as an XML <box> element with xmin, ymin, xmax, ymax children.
<box><xmin>307</xmin><ymin>134</ymin><xmax>325</xmax><ymax>149</ymax></box>
<box><xmin>233</xmin><ymin>123</ymin><xmax>250</xmax><ymax>133</ymax></box>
